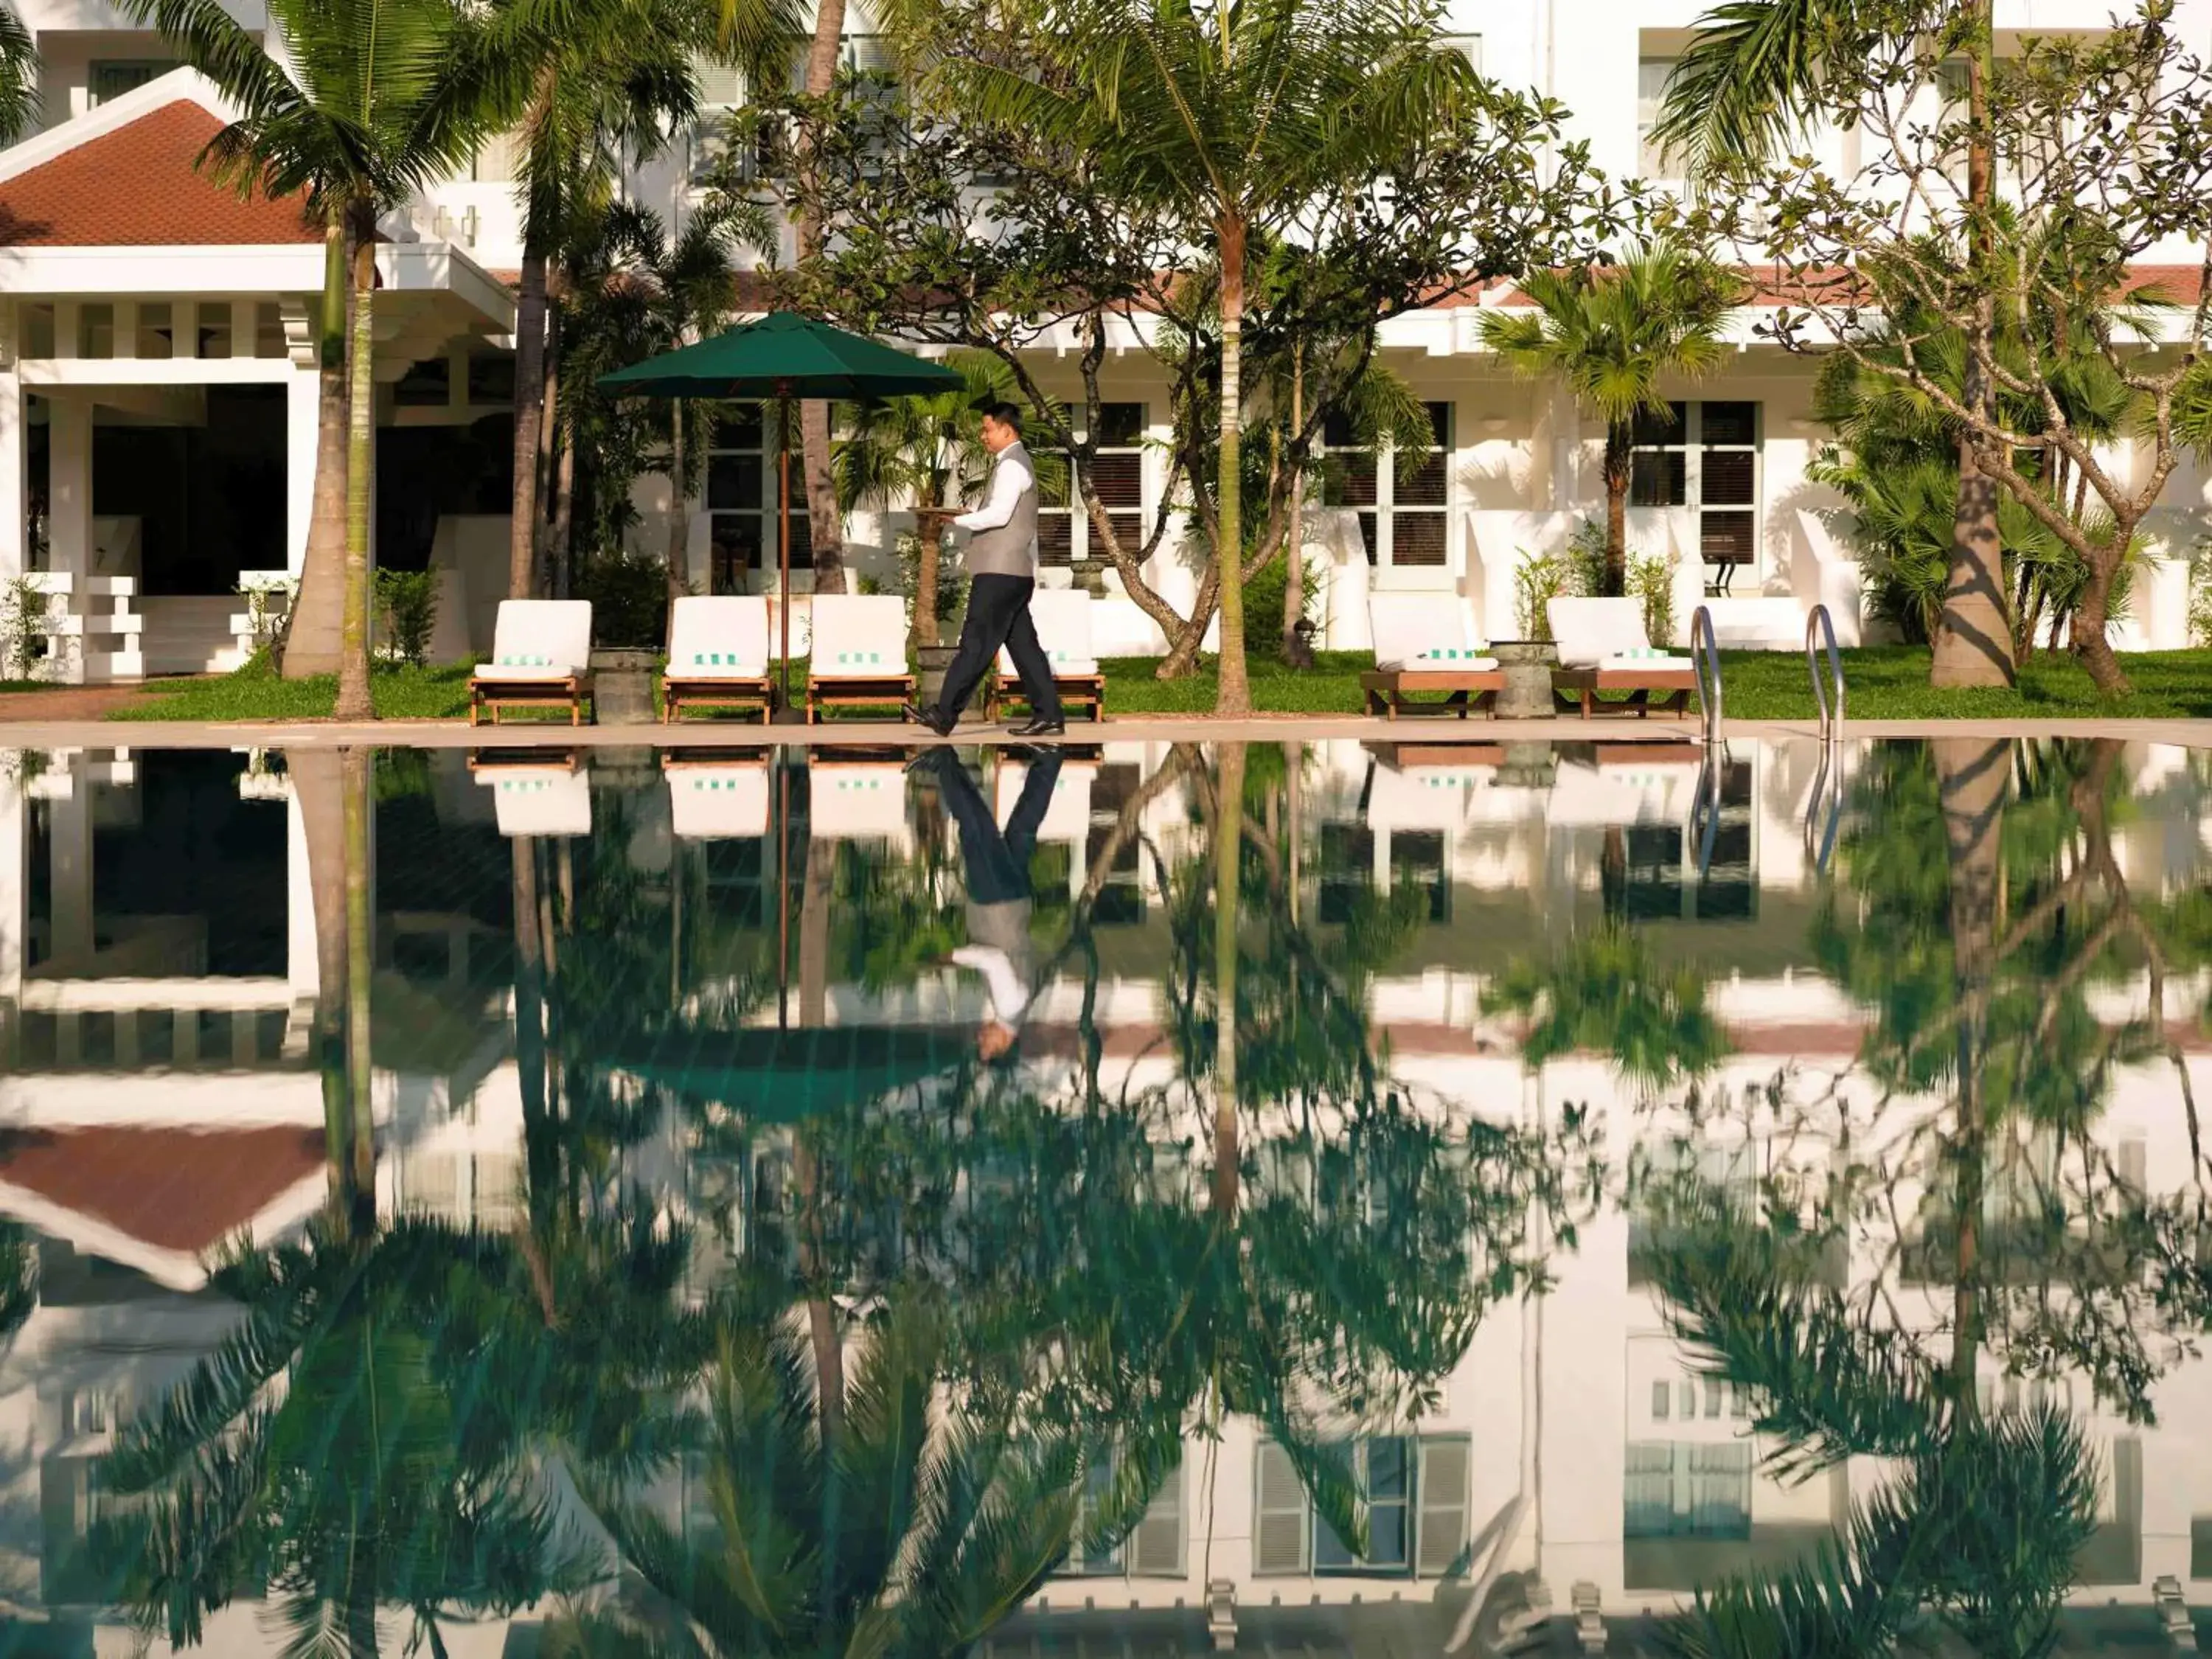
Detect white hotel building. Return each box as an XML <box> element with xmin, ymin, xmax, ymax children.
<box><xmin>0</xmin><ymin>0</ymin><xmax>2209</xmax><ymax>680</ymax></box>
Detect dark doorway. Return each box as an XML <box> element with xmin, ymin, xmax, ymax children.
<box><xmin>94</xmin><ymin>386</ymin><xmax>286</xmax><ymax>596</ymax></box>
<box><xmin>377</xmin><ymin>414</ymin><xmax>512</xmax><ymax>574</ymax></box>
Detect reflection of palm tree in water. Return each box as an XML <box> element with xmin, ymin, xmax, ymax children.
<box><xmin>916</xmin><ymin>746</ymin><xmax>1063</xmax><ymax>1061</ymax></box>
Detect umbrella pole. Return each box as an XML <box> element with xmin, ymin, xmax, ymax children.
<box><xmin>774</xmin><ymin>387</ymin><xmax>801</xmax><ymax>726</ymax></box>
<box><xmin>778</xmin><ymin>758</ymin><xmax>790</xmax><ymax>1031</ymax></box>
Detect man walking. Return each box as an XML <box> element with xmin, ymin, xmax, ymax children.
<box><xmin>905</xmin><ymin>403</ymin><xmax>1065</xmax><ymax>738</ymax></box>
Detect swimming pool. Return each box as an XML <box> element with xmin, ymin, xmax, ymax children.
<box><xmin>0</xmin><ymin>734</ymin><xmax>2207</xmax><ymax>1655</ymax></box>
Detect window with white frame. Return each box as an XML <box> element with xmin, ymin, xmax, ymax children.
<box><xmin>1059</xmin><ymin>1449</ymin><xmax>1186</xmax><ymax>1577</ymax></box>
<box><xmin>1321</xmin><ymin>401</ymin><xmax>1450</xmax><ymax>569</ymax></box>
<box><xmin>1624</xmin><ymin>1441</ymin><xmax>1753</xmax><ymax>1539</ymax></box>
<box><xmin>688</xmin><ymin>36</ymin><xmax>894</xmax><ymax>186</ymax></box>
<box><xmin>1253</xmin><ymin>1436</ymin><xmax>1469</xmax><ymax>1577</ymax></box>
<box><xmin>1637</xmin><ymin>59</ymin><xmax>1680</xmax><ymax>178</ymax></box>
<box><xmin>1629</xmin><ymin>400</ymin><xmax>1759</xmax><ymax>577</ymax></box>
<box><xmin>705</xmin><ymin>406</ymin><xmax>805</xmax><ymax>593</ymax></box>
<box><xmin>1040</xmin><ymin>403</ymin><xmax>1145</xmax><ymax>568</ymax></box>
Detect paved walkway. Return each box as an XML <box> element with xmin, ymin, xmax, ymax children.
<box><xmin>0</xmin><ymin>712</ymin><xmax>2209</xmax><ymax>748</ymax></box>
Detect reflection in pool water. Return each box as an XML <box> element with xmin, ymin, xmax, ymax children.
<box><xmin>0</xmin><ymin>737</ymin><xmax>2208</xmax><ymax>1653</ymax></box>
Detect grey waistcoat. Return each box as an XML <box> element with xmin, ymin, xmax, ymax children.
<box><xmin>966</xmin><ymin>444</ymin><xmax>1040</xmax><ymax>580</ymax></box>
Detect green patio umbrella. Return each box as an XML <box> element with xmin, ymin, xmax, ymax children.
<box><xmin>599</xmin><ymin>313</ymin><xmax>966</xmax><ymax>714</ymax></box>
<box><xmin>603</xmin><ymin>1024</ymin><xmax>970</xmax><ymax>1121</ymax></box>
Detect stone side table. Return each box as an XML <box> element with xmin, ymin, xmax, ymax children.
<box><xmin>1489</xmin><ymin>640</ymin><xmax>1560</xmax><ymax>720</ymax></box>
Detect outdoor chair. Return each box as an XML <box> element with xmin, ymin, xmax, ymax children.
<box><xmin>663</xmin><ymin>596</ymin><xmax>773</xmax><ymax>723</ymax></box>
<box><xmin>986</xmin><ymin>588</ymin><xmax>1106</xmax><ymax>722</ymax></box>
<box><xmin>804</xmin><ymin>595</ymin><xmax>914</xmax><ymax>723</ymax></box>
<box><xmin>469</xmin><ymin>600</ymin><xmax>595</xmax><ymax>726</ymax></box>
<box><xmin>467</xmin><ymin>751</ymin><xmax>592</xmax><ymax>838</ymax></box>
<box><xmin>1360</xmin><ymin>741</ymin><xmax>1507</xmax><ymax>832</ymax></box>
<box><xmin>1547</xmin><ymin>596</ymin><xmax>1695</xmax><ymax>718</ymax></box>
<box><xmin>1360</xmin><ymin>593</ymin><xmax>1503</xmax><ymax>719</ymax></box>
<box><xmin>808</xmin><ymin>753</ymin><xmax>914</xmax><ymax>852</ymax></box>
<box><xmin>664</xmin><ymin>751</ymin><xmax>773</xmax><ymax>838</ymax></box>
<box><xmin>992</xmin><ymin>749</ymin><xmax>1100</xmax><ymax>843</ymax></box>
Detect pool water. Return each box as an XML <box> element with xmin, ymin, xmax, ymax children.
<box><xmin>1</xmin><ymin>734</ymin><xmax>2209</xmax><ymax>1655</ymax></box>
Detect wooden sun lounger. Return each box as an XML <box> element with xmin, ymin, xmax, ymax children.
<box><xmin>987</xmin><ymin>670</ymin><xmax>1107</xmax><ymax>723</ymax></box>
<box><xmin>1360</xmin><ymin>667</ymin><xmax>1506</xmax><ymax>720</ymax></box>
<box><xmin>663</xmin><ymin>675</ymin><xmax>775</xmax><ymax>723</ymax></box>
<box><xmin>807</xmin><ymin>676</ymin><xmax>916</xmax><ymax>723</ymax></box>
<box><xmin>469</xmin><ymin>671</ymin><xmax>595</xmax><ymax>727</ymax></box>
<box><xmin>1550</xmin><ymin>666</ymin><xmax>1696</xmax><ymax>718</ymax></box>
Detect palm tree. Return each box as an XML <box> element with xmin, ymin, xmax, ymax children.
<box><xmin>500</xmin><ymin>0</ymin><xmax>793</xmax><ymax>600</ymax></box>
<box><xmin>954</xmin><ymin>0</ymin><xmax>1478</xmax><ymax>714</ymax></box>
<box><xmin>1649</xmin><ymin>0</ymin><xmax>2014</xmax><ymax>689</ymax></box>
<box><xmin>834</xmin><ymin>352</ymin><xmax>1057</xmax><ymax>647</ymax></box>
<box><xmin>1478</xmin><ymin>241</ymin><xmax>1737</xmax><ymax>598</ymax></box>
<box><xmin>1481</xmin><ymin>922</ymin><xmax>1731</xmax><ymax>1096</ymax></box>
<box><xmin>0</xmin><ymin>11</ymin><xmax>39</xmax><ymax>147</ymax></box>
<box><xmin>561</xmin><ymin>1284</ymin><xmax>1122</xmax><ymax>1656</ymax></box>
<box><xmin>127</xmin><ymin>0</ymin><xmax>524</xmax><ymax>720</ymax></box>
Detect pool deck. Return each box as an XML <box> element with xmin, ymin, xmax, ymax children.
<box><xmin>1</xmin><ymin>714</ymin><xmax>2211</xmax><ymax>748</ymax></box>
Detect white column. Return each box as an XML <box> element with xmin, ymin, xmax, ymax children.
<box><xmin>287</xmin><ymin>789</ymin><xmax>317</xmax><ymax>999</ymax></box>
<box><xmin>0</xmin><ymin>770</ymin><xmax>24</xmax><ymax>1004</ymax></box>
<box><xmin>46</xmin><ymin>768</ymin><xmax>92</xmax><ymax>973</ymax></box>
<box><xmin>286</xmin><ymin>367</ymin><xmax>319</xmax><ymax>577</ymax></box>
<box><xmin>0</xmin><ymin>371</ymin><xmax>25</xmax><ymax>579</ymax></box>
<box><xmin>46</xmin><ymin>396</ymin><xmax>90</xmax><ymax>578</ymax></box>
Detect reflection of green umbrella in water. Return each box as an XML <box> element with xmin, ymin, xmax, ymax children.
<box><xmin>605</xmin><ymin>1024</ymin><xmax>970</xmax><ymax>1121</ymax></box>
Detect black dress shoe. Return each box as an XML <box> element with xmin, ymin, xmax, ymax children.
<box><xmin>1007</xmin><ymin>717</ymin><xmax>1065</xmax><ymax>738</ymax></box>
<box><xmin>902</xmin><ymin>701</ymin><xmax>954</xmax><ymax>737</ymax></box>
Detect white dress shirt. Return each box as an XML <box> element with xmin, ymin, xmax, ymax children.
<box><xmin>953</xmin><ymin>445</ymin><xmax>1036</xmax><ymax>533</ymax></box>
<box><xmin>950</xmin><ymin>944</ymin><xmax>1031</xmax><ymax>1029</ymax></box>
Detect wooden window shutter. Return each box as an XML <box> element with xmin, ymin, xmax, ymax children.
<box><xmin>1254</xmin><ymin>1441</ymin><xmax>1311</xmax><ymax>1575</ymax></box>
<box><xmin>1416</xmin><ymin>1438</ymin><xmax>1471</xmax><ymax>1576</ymax></box>
<box><xmin>1130</xmin><ymin>1457</ymin><xmax>1185</xmax><ymax>1576</ymax></box>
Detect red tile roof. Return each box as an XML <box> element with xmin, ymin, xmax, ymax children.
<box><xmin>0</xmin><ymin>100</ymin><xmax>319</xmax><ymax>248</ymax></box>
<box><xmin>0</xmin><ymin>1124</ymin><xmax>324</xmax><ymax>1254</ymax></box>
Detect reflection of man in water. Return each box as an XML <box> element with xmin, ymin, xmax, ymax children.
<box><xmin>916</xmin><ymin>746</ymin><xmax>1063</xmax><ymax>1061</ymax></box>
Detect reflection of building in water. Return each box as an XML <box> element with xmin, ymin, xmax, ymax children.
<box><xmin>1</xmin><ymin>738</ymin><xmax>2211</xmax><ymax>1651</ymax></box>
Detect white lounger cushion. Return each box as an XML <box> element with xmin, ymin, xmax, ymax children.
<box><xmin>1549</xmin><ymin>597</ymin><xmax>1684</xmax><ymax>669</ymax></box>
<box><xmin>1368</xmin><ymin>593</ymin><xmax>1495</xmax><ymax>672</ymax></box>
<box><xmin>667</xmin><ymin>596</ymin><xmax>770</xmax><ymax>679</ymax></box>
<box><xmin>668</xmin><ymin>765</ymin><xmax>771</xmax><ymax>838</ymax></box>
<box><xmin>1599</xmin><ymin>650</ymin><xmax>1692</xmax><ymax>672</ymax></box>
<box><xmin>477</xmin><ymin>766</ymin><xmax>592</xmax><ymax>838</ymax></box>
<box><xmin>809</xmin><ymin>595</ymin><xmax>909</xmax><ymax>679</ymax></box>
<box><xmin>476</xmin><ymin>600</ymin><xmax>593</xmax><ymax>679</ymax></box>
<box><xmin>994</xmin><ymin>757</ymin><xmax>1099</xmax><ymax>842</ymax></box>
<box><xmin>996</xmin><ymin>589</ymin><xmax>1101</xmax><ymax>678</ymax></box>
<box><xmin>810</xmin><ymin>764</ymin><xmax>912</xmax><ymax>844</ymax></box>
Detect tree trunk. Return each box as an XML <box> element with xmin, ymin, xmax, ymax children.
<box><xmin>916</xmin><ymin>480</ymin><xmax>942</xmax><ymax>650</ymax></box>
<box><xmin>346</xmin><ymin>1552</ymin><xmax>378</xmax><ymax>1659</ymax></box>
<box><xmin>509</xmin><ymin>248</ymin><xmax>550</xmax><ymax>601</ymax></box>
<box><xmin>336</xmin><ymin>214</ymin><xmax>378</xmax><ymax>722</ymax></box>
<box><xmin>549</xmin><ymin>416</ymin><xmax>577</xmax><ymax>601</ymax></box>
<box><xmin>511</xmin><ymin>836</ymin><xmax>555</xmax><ymax>1220</ymax></box>
<box><xmin>535</xmin><ymin>293</ymin><xmax>561</xmax><ymax>585</ymax></box>
<box><xmin>286</xmin><ymin>216</ymin><xmax>352</xmax><ymax>679</ymax></box>
<box><xmin>1211</xmin><ymin>743</ymin><xmax>1245</xmax><ymax>1219</ymax></box>
<box><xmin>1934</xmin><ymin>737</ymin><xmax>2006</xmax><ymax>1409</ymax></box>
<box><xmin>796</xmin><ymin>0</ymin><xmax>850</xmax><ymax>597</ymax></box>
<box><xmin>1281</xmin><ymin>344</ymin><xmax>1312</xmax><ymax>668</ymax></box>
<box><xmin>1214</xmin><ymin>212</ymin><xmax>1251</xmax><ymax>714</ymax></box>
<box><xmin>2069</xmin><ymin>545</ymin><xmax>2132</xmax><ymax>695</ymax></box>
<box><xmin>1931</xmin><ymin>2</ymin><xmax>2017</xmax><ymax>690</ymax></box>
<box><xmin>793</xmin><ymin>821</ymin><xmax>843</xmax><ymax>1445</ymax></box>
<box><xmin>292</xmin><ymin>750</ymin><xmax>354</xmax><ymax>1223</ymax></box>
<box><xmin>341</xmin><ymin>747</ymin><xmax>375</xmax><ymax>1218</ymax></box>
<box><xmin>667</xmin><ymin>399</ymin><xmax>689</xmax><ymax>614</ymax></box>
<box><xmin>1602</xmin><ymin>422</ymin><xmax>1631</xmax><ymax>599</ymax></box>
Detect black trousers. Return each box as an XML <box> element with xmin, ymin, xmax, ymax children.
<box><xmin>922</xmin><ymin>745</ymin><xmax>1062</xmax><ymax>905</ymax></box>
<box><xmin>933</xmin><ymin>573</ymin><xmax>1064</xmax><ymax>724</ymax></box>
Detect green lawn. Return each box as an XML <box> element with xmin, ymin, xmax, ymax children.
<box><xmin>68</xmin><ymin>643</ymin><xmax>2212</xmax><ymax>723</ymax></box>
<box><xmin>108</xmin><ymin>658</ymin><xmax>478</xmax><ymax>721</ymax></box>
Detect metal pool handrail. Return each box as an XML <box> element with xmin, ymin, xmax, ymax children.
<box><xmin>1690</xmin><ymin>605</ymin><xmax>1722</xmax><ymax>741</ymax></box>
<box><xmin>1806</xmin><ymin>603</ymin><xmax>1845</xmax><ymax>740</ymax></box>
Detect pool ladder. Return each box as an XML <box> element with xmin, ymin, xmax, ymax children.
<box><xmin>1804</xmin><ymin>604</ymin><xmax>1846</xmax><ymax>872</ymax></box>
<box><xmin>1689</xmin><ymin>605</ymin><xmax>1722</xmax><ymax>742</ymax></box>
